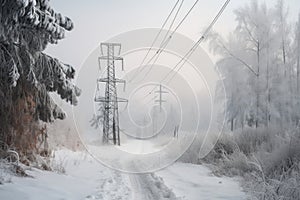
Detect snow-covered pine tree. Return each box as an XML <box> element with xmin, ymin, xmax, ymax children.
<box><xmin>0</xmin><ymin>0</ymin><xmax>81</xmax><ymax>160</ymax></box>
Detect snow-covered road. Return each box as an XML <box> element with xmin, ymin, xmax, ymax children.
<box><xmin>129</xmin><ymin>173</ymin><xmax>178</xmax><ymax>200</ymax></box>
<box><xmin>0</xmin><ymin>149</ymin><xmax>246</xmax><ymax>200</ymax></box>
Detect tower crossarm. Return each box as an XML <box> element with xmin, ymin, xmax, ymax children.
<box><xmin>94</xmin><ymin>42</ymin><xmax>127</xmax><ymax>146</ymax></box>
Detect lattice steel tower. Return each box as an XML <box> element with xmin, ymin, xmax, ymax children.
<box><xmin>95</xmin><ymin>43</ymin><xmax>127</xmax><ymax>145</ymax></box>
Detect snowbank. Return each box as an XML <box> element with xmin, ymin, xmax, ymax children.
<box><xmin>0</xmin><ymin>149</ymin><xmax>131</xmax><ymax>200</ymax></box>
<box><xmin>157</xmin><ymin>162</ymin><xmax>247</xmax><ymax>200</ymax></box>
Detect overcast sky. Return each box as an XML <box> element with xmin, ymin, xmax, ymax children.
<box><xmin>46</xmin><ymin>0</ymin><xmax>300</xmax><ymax>69</ymax></box>
<box><xmin>46</xmin><ymin>0</ymin><xmax>300</xmax><ymax>135</ymax></box>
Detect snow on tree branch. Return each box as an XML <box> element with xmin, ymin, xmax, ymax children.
<box><xmin>0</xmin><ymin>0</ymin><xmax>80</xmax><ymax>123</ymax></box>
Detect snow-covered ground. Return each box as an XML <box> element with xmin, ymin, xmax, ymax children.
<box><xmin>0</xmin><ymin>150</ymin><xmax>132</xmax><ymax>200</ymax></box>
<box><xmin>116</xmin><ymin>139</ymin><xmax>161</xmax><ymax>154</ymax></box>
<box><xmin>0</xmin><ymin>149</ymin><xmax>247</xmax><ymax>200</ymax></box>
<box><xmin>157</xmin><ymin>163</ymin><xmax>247</xmax><ymax>200</ymax></box>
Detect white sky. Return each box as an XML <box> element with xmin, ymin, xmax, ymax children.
<box><xmin>46</xmin><ymin>0</ymin><xmax>300</xmax><ymax>69</ymax></box>
<box><xmin>45</xmin><ymin>0</ymin><xmax>300</xmax><ymax>134</ymax></box>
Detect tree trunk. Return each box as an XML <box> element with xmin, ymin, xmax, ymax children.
<box><xmin>256</xmin><ymin>43</ymin><xmax>260</xmax><ymax>129</ymax></box>
<box><xmin>231</xmin><ymin>118</ymin><xmax>234</xmax><ymax>132</ymax></box>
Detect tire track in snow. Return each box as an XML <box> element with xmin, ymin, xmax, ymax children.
<box><xmin>129</xmin><ymin>173</ymin><xmax>180</xmax><ymax>200</ymax></box>
<box><xmin>85</xmin><ymin>169</ymin><xmax>132</xmax><ymax>200</ymax></box>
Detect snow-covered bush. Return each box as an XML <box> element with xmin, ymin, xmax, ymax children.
<box><xmin>233</xmin><ymin>128</ymin><xmax>274</xmax><ymax>155</ymax></box>
<box><xmin>204</xmin><ymin>127</ymin><xmax>300</xmax><ymax>199</ymax></box>
<box><xmin>222</xmin><ymin>151</ymin><xmax>253</xmax><ymax>176</ymax></box>
<box><xmin>50</xmin><ymin>156</ymin><xmax>66</xmax><ymax>174</ymax></box>
<box><xmin>0</xmin><ymin>161</ymin><xmax>12</xmax><ymax>184</ymax></box>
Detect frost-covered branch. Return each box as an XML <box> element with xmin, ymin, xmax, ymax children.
<box><xmin>0</xmin><ymin>0</ymin><xmax>80</xmax><ymax>158</ymax></box>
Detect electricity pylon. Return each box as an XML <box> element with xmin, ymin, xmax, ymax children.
<box><xmin>155</xmin><ymin>84</ymin><xmax>168</xmax><ymax>112</ymax></box>
<box><xmin>94</xmin><ymin>43</ymin><xmax>127</xmax><ymax>145</ymax></box>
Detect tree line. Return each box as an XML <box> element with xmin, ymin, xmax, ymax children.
<box><xmin>210</xmin><ymin>0</ymin><xmax>300</xmax><ymax>131</ymax></box>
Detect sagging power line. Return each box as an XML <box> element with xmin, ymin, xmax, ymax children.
<box><xmin>143</xmin><ymin>0</ymin><xmax>231</xmax><ymax>99</ymax></box>
<box><xmin>128</xmin><ymin>0</ymin><xmax>184</xmax><ymax>83</ymax></box>
<box><xmin>129</xmin><ymin>0</ymin><xmax>201</xmax><ymax>84</ymax></box>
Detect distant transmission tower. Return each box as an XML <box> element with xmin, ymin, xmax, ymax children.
<box><xmin>155</xmin><ymin>84</ymin><xmax>168</xmax><ymax>112</ymax></box>
<box><xmin>94</xmin><ymin>43</ymin><xmax>127</xmax><ymax>145</ymax></box>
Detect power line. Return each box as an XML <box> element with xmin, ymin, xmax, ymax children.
<box><xmin>130</xmin><ymin>0</ymin><xmax>201</xmax><ymax>83</ymax></box>
<box><xmin>145</xmin><ymin>95</ymin><xmax>158</xmax><ymax>105</ymax></box>
<box><xmin>158</xmin><ymin>0</ymin><xmax>200</xmax><ymax>49</ymax></box>
<box><xmin>128</xmin><ymin>0</ymin><xmax>182</xmax><ymax>83</ymax></box>
<box><xmin>140</xmin><ymin>0</ymin><xmax>200</xmax><ymax>79</ymax></box>
<box><xmin>138</xmin><ymin>0</ymin><xmax>185</xmax><ymax>82</ymax></box>
<box><xmin>160</xmin><ymin>0</ymin><xmax>184</xmax><ymax>48</ymax></box>
<box><xmin>145</xmin><ymin>0</ymin><xmax>231</xmax><ymax>96</ymax></box>
<box><xmin>164</xmin><ymin>0</ymin><xmax>231</xmax><ymax>84</ymax></box>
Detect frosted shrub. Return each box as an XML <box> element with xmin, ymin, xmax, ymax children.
<box><xmin>50</xmin><ymin>158</ymin><xmax>66</xmax><ymax>174</ymax></box>
<box><xmin>258</xmin><ymin>133</ymin><xmax>300</xmax><ymax>177</ymax></box>
<box><xmin>202</xmin><ymin>133</ymin><xmax>236</xmax><ymax>164</ymax></box>
<box><xmin>205</xmin><ymin>127</ymin><xmax>300</xmax><ymax>199</ymax></box>
<box><xmin>223</xmin><ymin>151</ymin><xmax>254</xmax><ymax>176</ymax></box>
<box><xmin>0</xmin><ymin>161</ymin><xmax>12</xmax><ymax>184</ymax></box>
<box><xmin>234</xmin><ymin>127</ymin><xmax>275</xmax><ymax>155</ymax></box>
